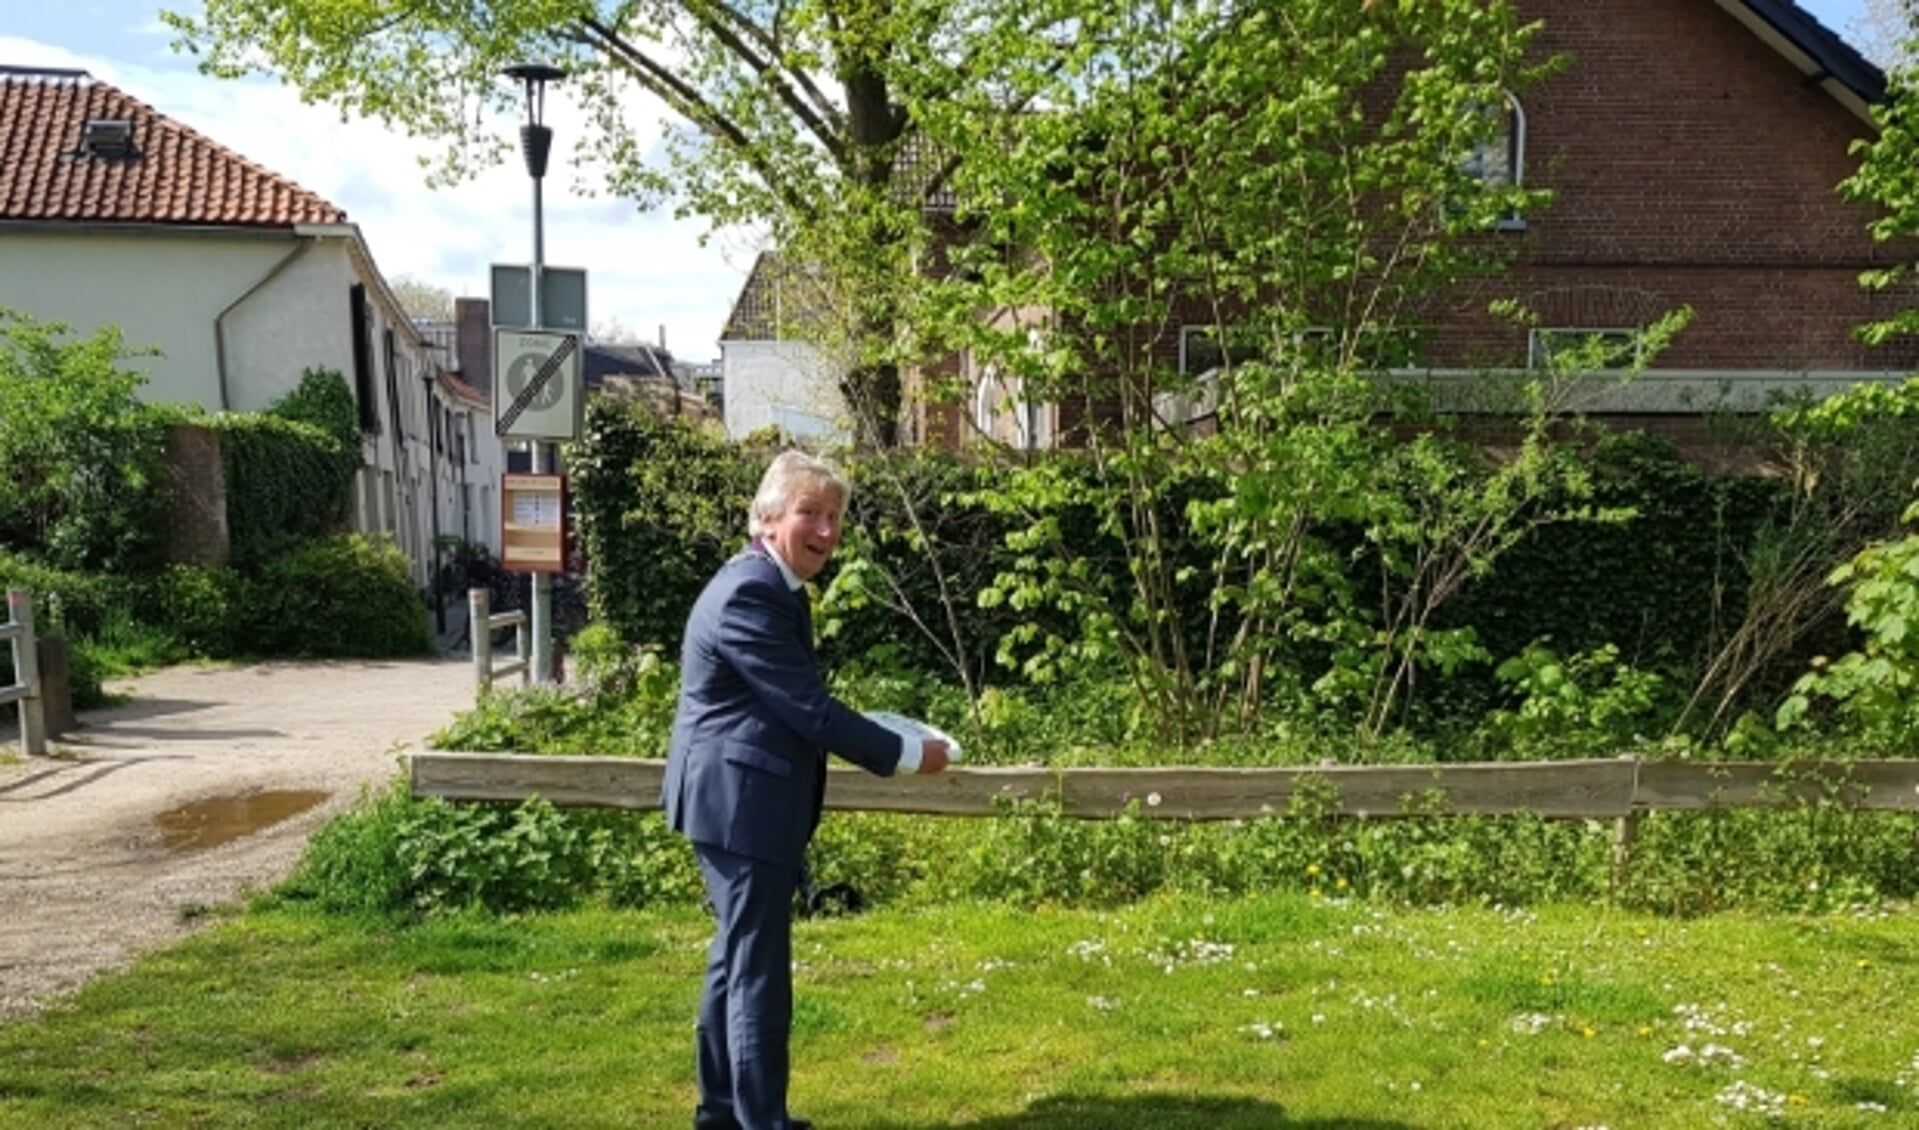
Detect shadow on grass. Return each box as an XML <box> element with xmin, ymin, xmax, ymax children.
<box><xmin>878</xmin><ymin>1093</ymin><xmax>1412</xmax><ymax>1129</ymax></box>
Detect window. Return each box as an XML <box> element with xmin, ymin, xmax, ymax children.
<box><xmin>1528</xmin><ymin>327</ymin><xmax>1641</xmax><ymax>372</ymax></box>
<box><xmin>382</xmin><ymin>328</ymin><xmax>404</xmax><ymax>442</ymax></box>
<box><xmin>1460</xmin><ymin>90</ymin><xmax>1526</xmax><ymax>231</ymax></box>
<box><xmin>973</xmin><ymin>365</ymin><xmax>1050</xmax><ymax>450</ymax></box>
<box><xmin>1161</xmin><ymin>325</ymin><xmax>1336</xmax><ymax>428</ymax></box>
<box><xmin>349</xmin><ymin>285</ymin><xmax>378</xmax><ymax>432</ymax></box>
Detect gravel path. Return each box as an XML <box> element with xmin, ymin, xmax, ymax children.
<box><xmin>0</xmin><ymin>659</ymin><xmax>475</xmax><ymax>1019</ymax></box>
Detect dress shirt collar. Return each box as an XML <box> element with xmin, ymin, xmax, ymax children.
<box><xmin>754</xmin><ymin>538</ymin><xmax>805</xmax><ymax>592</ymax></box>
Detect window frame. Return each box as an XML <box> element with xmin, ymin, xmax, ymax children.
<box><xmin>1460</xmin><ymin>89</ymin><xmax>1527</xmax><ymax>233</ymax></box>
<box><xmin>1528</xmin><ymin>326</ymin><xmax>1643</xmax><ymax>373</ymax></box>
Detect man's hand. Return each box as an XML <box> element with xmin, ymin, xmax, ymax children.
<box><xmin>917</xmin><ymin>739</ymin><xmax>951</xmax><ymax>774</ymax></box>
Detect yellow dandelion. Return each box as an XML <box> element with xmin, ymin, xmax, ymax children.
<box><xmin>1306</xmin><ymin>863</ymin><xmax>1321</xmax><ymax>877</ymax></box>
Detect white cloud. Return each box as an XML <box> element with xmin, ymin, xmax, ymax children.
<box><xmin>2</xmin><ymin>32</ymin><xmax>753</xmax><ymax>358</ymax></box>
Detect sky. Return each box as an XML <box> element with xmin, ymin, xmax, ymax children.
<box><xmin>0</xmin><ymin>0</ymin><xmax>1878</xmax><ymax>362</ymax></box>
<box><xmin>1</xmin><ymin>0</ymin><xmax>767</xmax><ymax>361</ymax></box>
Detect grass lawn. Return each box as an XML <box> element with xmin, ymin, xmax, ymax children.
<box><xmin>1</xmin><ymin>894</ymin><xmax>1915</xmax><ymax>1128</ymax></box>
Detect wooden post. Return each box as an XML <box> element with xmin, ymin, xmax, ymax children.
<box><xmin>7</xmin><ymin>589</ymin><xmax>45</xmax><ymax>757</ymax></box>
<box><xmin>469</xmin><ymin>587</ymin><xmax>492</xmax><ymax>695</ymax></box>
<box><xmin>514</xmin><ymin>610</ymin><xmax>530</xmax><ymax>686</ymax></box>
<box><xmin>1612</xmin><ymin>814</ymin><xmax>1638</xmax><ymax>891</ymax></box>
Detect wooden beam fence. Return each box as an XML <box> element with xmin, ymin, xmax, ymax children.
<box><xmin>412</xmin><ymin>753</ymin><xmax>1919</xmax><ymax>885</ymax></box>
<box><xmin>412</xmin><ymin>753</ymin><xmax>1919</xmax><ymax>888</ymax></box>
<box><xmin>411</xmin><ymin>752</ymin><xmax>1919</xmax><ymax>824</ymax></box>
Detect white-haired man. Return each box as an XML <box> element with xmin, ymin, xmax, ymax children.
<box><xmin>664</xmin><ymin>450</ymin><xmax>951</xmax><ymax>1130</ymax></box>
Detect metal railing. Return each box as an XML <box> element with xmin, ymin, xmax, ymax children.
<box><xmin>1</xmin><ymin>588</ymin><xmax>46</xmax><ymax>756</ymax></box>
<box><xmin>468</xmin><ymin>587</ymin><xmax>529</xmax><ymax>695</ymax></box>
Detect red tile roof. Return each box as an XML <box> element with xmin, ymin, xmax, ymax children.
<box><xmin>0</xmin><ymin>67</ymin><xmax>346</xmax><ymax>228</ymax></box>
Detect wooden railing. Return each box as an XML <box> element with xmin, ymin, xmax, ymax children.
<box><xmin>410</xmin><ymin>752</ymin><xmax>1919</xmax><ymax>880</ymax></box>
<box><xmin>468</xmin><ymin>588</ymin><xmax>529</xmax><ymax>694</ymax></box>
<box><xmin>1</xmin><ymin>588</ymin><xmax>45</xmax><ymax>757</ymax></box>
<box><xmin>410</xmin><ymin>752</ymin><xmax>1919</xmax><ymax>820</ymax></box>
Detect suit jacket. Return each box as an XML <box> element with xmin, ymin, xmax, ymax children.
<box><xmin>663</xmin><ymin>546</ymin><xmax>902</xmax><ymax>867</ymax></box>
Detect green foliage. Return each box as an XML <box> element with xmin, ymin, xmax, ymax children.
<box><xmin>0</xmin><ymin>311</ymin><xmax>173</xmax><ymax>573</ymax></box>
<box><xmin>1445</xmin><ymin>431</ymin><xmax>1787</xmax><ymax>709</ymax></box>
<box><xmin>282</xmin><ymin>775</ymin><xmax>701</xmax><ymax>918</ymax></box>
<box><xmin>819</xmin><ymin>452</ymin><xmax>1035</xmax><ymax>693</ymax></box>
<box><xmin>0</xmin><ymin>551</ymin><xmax>141</xmax><ymax>639</ymax></box>
<box><xmin>568</xmin><ymin>399</ymin><xmax>757</xmax><ymax>651</ymax></box>
<box><xmin>1621</xmin><ymin>801</ymin><xmax>1919</xmax><ymax>916</ymax></box>
<box><xmin>279</xmin><ymin>777</ymin><xmax>416</xmax><ymax>917</ymax></box>
<box><xmin>150</xmin><ymin>564</ymin><xmax>246</xmax><ymax>656</ymax></box>
<box><xmin>269</xmin><ymin>367</ymin><xmax>360</xmax><ymax>452</ymax></box>
<box><xmin>212</xmin><ymin>377</ymin><xmax>358</xmax><ymax>567</ymax></box>
<box><xmin>242</xmin><ymin>534</ymin><xmax>429</xmax><ymax>658</ymax></box>
<box><xmin>1484</xmin><ymin>643</ymin><xmax>1675</xmax><ymax>759</ymax></box>
<box><xmin>65</xmin><ymin>609</ymin><xmax>187</xmax><ymax>683</ymax></box>
<box><xmin>396</xmin><ymin>796</ymin><xmax>597</xmax><ymax>915</ymax></box>
<box><xmin>1777</xmin><ymin>501</ymin><xmax>1919</xmax><ymax>749</ymax></box>
<box><xmin>435</xmin><ymin>675</ymin><xmax>679</xmax><ymax>759</ymax></box>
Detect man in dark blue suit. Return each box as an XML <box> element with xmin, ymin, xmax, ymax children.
<box><xmin>665</xmin><ymin>450</ymin><xmax>951</xmax><ymax>1130</ymax></box>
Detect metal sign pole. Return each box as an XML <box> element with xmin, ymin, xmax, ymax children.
<box><xmin>529</xmin><ymin>161</ymin><xmax>553</xmax><ymax>684</ymax></box>
<box><xmin>507</xmin><ymin>61</ymin><xmax>566</xmax><ymax>685</ymax></box>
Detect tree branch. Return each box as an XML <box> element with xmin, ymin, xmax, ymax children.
<box><xmin>574</xmin><ymin>17</ymin><xmax>819</xmax><ymax>222</ymax></box>
<box><xmin>687</xmin><ymin>0</ymin><xmax>847</xmax><ymax>141</ymax></box>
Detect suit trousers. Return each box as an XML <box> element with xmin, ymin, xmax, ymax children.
<box><xmin>694</xmin><ymin>842</ymin><xmax>803</xmax><ymax>1130</ymax></box>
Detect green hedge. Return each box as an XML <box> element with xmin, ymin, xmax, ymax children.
<box><xmin>1445</xmin><ymin>431</ymin><xmax>1787</xmax><ymax>675</ymax></box>
<box><xmin>566</xmin><ymin>409</ymin><xmax>1825</xmax><ymax>729</ymax></box>
<box><xmin>569</xmin><ymin>400</ymin><xmax>760</xmax><ymax>651</ymax></box>
<box><xmin>211</xmin><ymin>371</ymin><xmax>359</xmax><ymax>568</ymax></box>
<box><xmin>239</xmin><ymin>534</ymin><xmax>430</xmax><ymax>658</ymax></box>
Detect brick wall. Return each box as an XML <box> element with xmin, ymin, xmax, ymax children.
<box><xmin>1428</xmin><ymin>0</ymin><xmax>1919</xmax><ymax>373</ymax></box>
<box><xmin>163</xmin><ymin>423</ymin><xmax>229</xmax><ymax>568</ymax></box>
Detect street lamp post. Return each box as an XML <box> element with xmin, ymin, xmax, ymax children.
<box><xmin>504</xmin><ymin>61</ymin><xmax>566</xmax><ymax>683</ymax></box>
<box><xmin>422</xmin><ymin>370</ymin><xmax>445</xmax><ymax>636</ymax></box>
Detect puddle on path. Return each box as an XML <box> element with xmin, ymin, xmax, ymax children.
<box><xmin>154</xmin><ymin>789</ymin><xmax>329</xmax><ymax>851</ymax></box>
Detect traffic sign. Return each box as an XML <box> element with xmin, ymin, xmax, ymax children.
<box><xmin>494</xmin><ymin>329</ymin><xmax>583</xmax><ymax>439</ymax></box>
<box><xmin>490</xmin><ymin>263</ymin><xmax>588</xmax><ymax>331</ymax></box>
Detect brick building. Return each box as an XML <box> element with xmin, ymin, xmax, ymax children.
<box><xmin>932</xmin><ymin>0</ymin><xmax>1917</xmax><ymax>453</ymax></box>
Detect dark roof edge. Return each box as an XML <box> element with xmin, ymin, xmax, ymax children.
<box><xmin>1738</xmin><ymin>0</ymin><xmax>1887</xmax><ymax>106</ymax></box>
<box><xmin>0</xmin><ymin>64</ymin><xmax>91</xmax><ymax>80</ymax></box>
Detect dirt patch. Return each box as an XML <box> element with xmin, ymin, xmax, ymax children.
<box><xmin>0</xmin><ymin>658</ymin><xmax>475</xmax><ymax>1019</ymax></box>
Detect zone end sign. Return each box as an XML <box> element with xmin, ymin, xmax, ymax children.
<box><xmin>494</xmin><ymin>328</ymin><xmax>583</xmax><ymax>440</ymax></box>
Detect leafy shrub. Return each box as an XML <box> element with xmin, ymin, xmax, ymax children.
<box><xmin>0</xmin><ymin>551</ymin><xmax>140</xmax><ymax>639</ymax></box>
<box><xmin>242</xmin><ymin>534</ymin><xmax>429</xmax><ymax>658</ymax></box>
<box><xmin>151</xmin><ymin>564</ymin><xmax>245</xmax><ymax>656</ymax></box>
<box><xmin>433</xmin><ymin>675</ymin><xmax>677</xmax><ymax>758</ymax></box>
<box><xmin>1777</xmin><ymin>502</ymin><xmax>1919</xmax><ymax>751</ymax></box>
<box><xmin>281</xmin><ymin>775</ymin><xmax>701</xmax><ymax>917</ymax></box>
<box><xmin>1482</xmin><ymin>643</ymin><xmax>1676</xmax><ymax>759</ymax></box>
<box><xmin>211</xmin><ymin>412</ymin><xmax>356</xmax><ymax>569</ymax></box>
<box><xmin>279</xmin><ymin>777</ymin><xmax>415</xmax><ymax>917</ymax></box>
<box><xmin>569</xmin><ymin>400</ymin><xmax>758</xmax><ymax>650</ymax></box>
<box><xmin>397</xmin><ymin>795</ymin><xmax>596</xmax><ymax>915</ymax></box>
<box><xmin>0</xmin><ymin>312</ymin><xmax>173</xmax><ymax>573</ymax></box>
<box><xmin>268</xmin><ymin>367</ymin><xmax>360</xmax><ymax>452</ymax></box>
